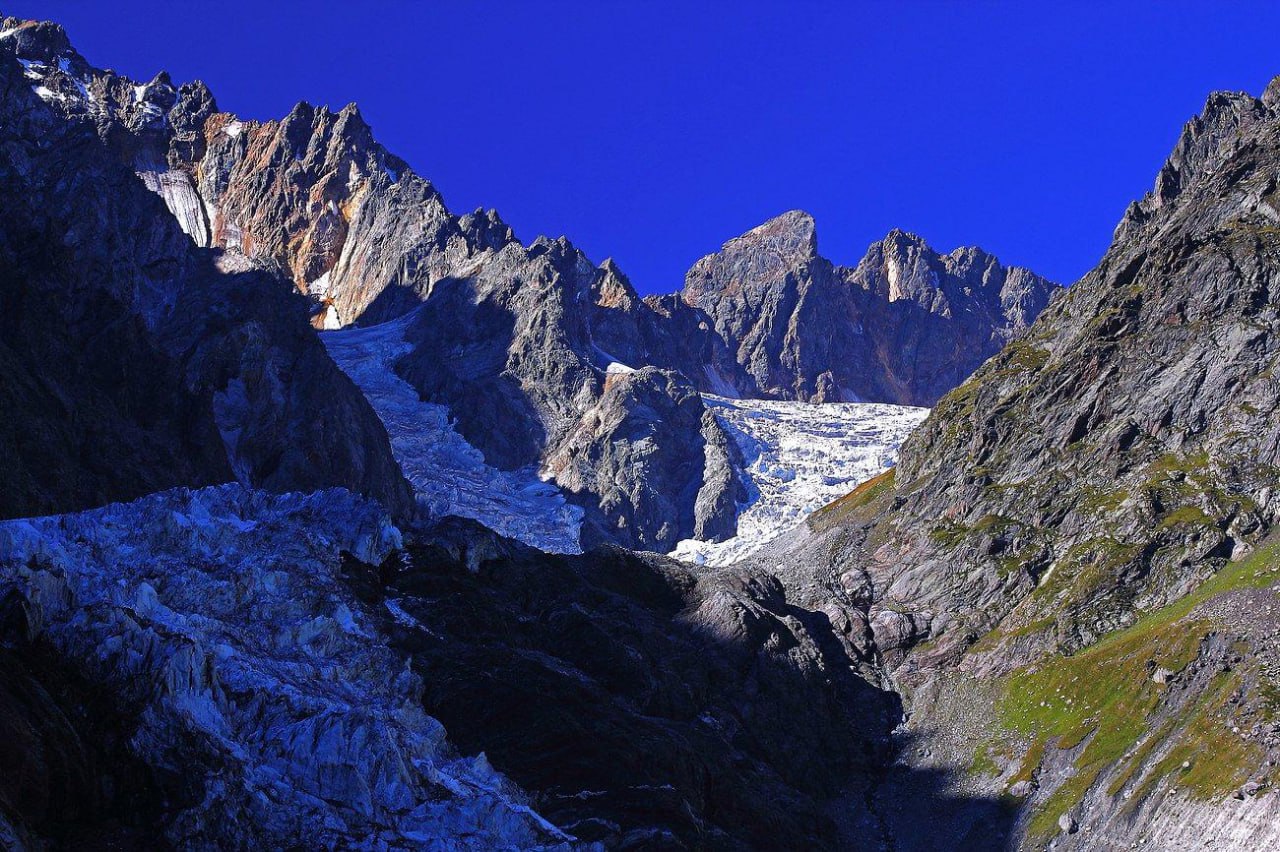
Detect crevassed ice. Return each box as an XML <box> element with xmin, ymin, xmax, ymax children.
<box><xmin>672</xmin><ymin>395</ymin><xmax>929</xmax><ymax>567</ymax></box>
<box><xmin>322</xmin><ymin>308</ymin><xmax>586</xmax><ymax>553</ymax></box>
<box><xmin>0</xmin><ymin>485</ymin><xmax>567</xmax><ymax>847</ymax></box>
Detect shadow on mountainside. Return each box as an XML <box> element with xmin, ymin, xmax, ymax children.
<box><xmin>346</xmin><ymin>518</ymin><xmax>1018</xmax><ymax>851</ymax></box>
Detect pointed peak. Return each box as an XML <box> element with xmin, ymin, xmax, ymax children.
<box><xmin>593</xmin><ymin>258</ymin><xmax>640</xmax><ymax>308</ymax></box>
<box><xmin>711</xmin><ymin>209</ymin><xmax>819</xmax><ymax>264</ymax></box>
<box><xmin>879</xmin><ymin>228</ymin><xmax>932</xmax><ymax>251</ymax></box>
<box><xmin>1263</xmin><ymin>74</ymin><xmax>1280</xmax><ymax>109</ymax></box>
<box><xmin>744</xmin><ymin>209</ymin><xmax>816</xmax><ymax>241</ymax></box>
<box><xmin>0</xmin><ymin>17</ymin><xmax>71</xmax><ymax>60</ymax></box>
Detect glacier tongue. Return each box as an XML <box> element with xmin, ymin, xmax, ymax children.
<box><xmin>672</xmin><ymin>396</ymin><xmax>929</xmax><ymax>566</ymax></box>
<box><xmin>322</xmin><ymin>310</ymin><xmax>585</xmax><ymax>554</ymax></box>
<box><xmin>0</xmin><ymin>485</ymin><xmax>569</xmax><ymax>849</ymax></box>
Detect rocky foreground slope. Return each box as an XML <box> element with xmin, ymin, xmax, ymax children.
<box><xmin>0</xmin><ymin>483</ymin><xmax>922</xmax><ymax>849</ymax></box>
<box><xmin>759</xmin><ymin>76</ymin><xmax>1280</xmax><ymax>848</ymax></box>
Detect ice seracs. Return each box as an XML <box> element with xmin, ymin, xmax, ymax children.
<box><xmin>0</xmin><ymin>485</ymin><xmax>569</xmax><ymax>848</ymax></box>
<box><xmin>672</xmin><ymin>396</ymin><xmax>929</xmax><ymax>566</ymax></box>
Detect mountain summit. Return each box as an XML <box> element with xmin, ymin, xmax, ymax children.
<box><xmin>682</xmin><ymin>212</ymin><xmax>1058</xmax><ymax>405</ymax></box>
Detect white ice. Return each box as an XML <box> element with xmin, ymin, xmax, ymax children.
<box><xmin>322</xmin><ymin>309</ymin><xmax>585</xmax><ymax>553</ymax></box>
<box><xmin>671</xmin><ymin>395</ymin><xmax>929</xmax><ymax>566</ymax></box>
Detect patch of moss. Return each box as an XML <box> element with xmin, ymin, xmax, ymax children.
<box><xmin>1079</xmin><ymin>485</ymin><xmax>1128</xmax><ymax>514</ymax></box>
<box><xmin>1032</xmin><ymin>537</ymin><xmax>1141</xmax><ymax>604</ymax></box>
<box><xmin>1158</xmin><ymin>505</ymin><xmax>1213</xmax><ymax>530</ymax></box>
<box><xmin>997</xmin><ymin>340</ymin><xmax>1051</xmax><ymax>375</ymax></box>
<box><xmin>807</xmin><ymin>468</ymin><xmax>895</xmax><ymax>533</ymax></box>
<box><xmin>971</xmin><ymin>743</ymin><xmax>1002</xmax><ymax>778</ymax></box>
<box><xmin>929</xmin><ymin>519</ymin><xmax>971</xmax><ymax>548</ymax></box>
<box><xmin>1127</xmin><ymin>671</ymin><xmax>1259</xmax><ymax>804</ymax></box>
<box><xmin>1005</xmin><ymin>617</ymin><xmax>1205</xmax><ymax>843</ymax></box>
<box><xmin>993</xmin><ymin>538</ymin><xmax>1280</xmax><ymax>841</ymax></box>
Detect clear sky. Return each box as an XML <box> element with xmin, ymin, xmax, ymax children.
<box><xmin>19</xmin><ymin>2</ymin><xmax>1280</xmax><ymax>292</ymax></box>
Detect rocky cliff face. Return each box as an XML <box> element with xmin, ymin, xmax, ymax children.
<box><xmin>758</xmin><ymin>76</ymin><xmax>1280</xmax><ymax>848</ymax></box>
<box><xmin>682</xmin><ymin>210</ymin><xmax>1058</xmax><ymax>406</ymax></box>
<box><xmin>0</xmin><ymin>21</ymin><xmax>413</xmax><ymax>522</ymax></box>
<box><xmin>1</xmin><ymin>15</ymin><xmax>739</xmax><ymax>551</ymax></box>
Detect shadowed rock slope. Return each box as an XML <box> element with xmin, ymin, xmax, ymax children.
<box><xmin>762</xmin><ymin>76</ymin><xmax>1280</xmax><ymax>848</ymax></box>
<box><xmin>0</xmin><ymin>22</ymin><xmax>413</xmax><ymax>521</ymax></box>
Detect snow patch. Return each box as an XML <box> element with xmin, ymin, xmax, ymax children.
<box><xmin>323</xmin><ymin>309</ymin><xmax>585</xmax><ymax>553</ymax></box>
<box><xmin>672</xmin><ymin>396</ymin><xmax>928</xmax><ymax>566</ymax></box>
<box><xmin>606</xmin><ymin>361</ymin><xmax>635</xmax><ymax>375</ymax></box>
<box><xmin>222</xmin><ymin>119</ymin><xmax>244</xmax><ymax>138</ymax></box>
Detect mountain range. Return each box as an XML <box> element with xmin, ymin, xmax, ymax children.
<box><xmin>3</xmin><ymin>11</ymin><xmax>1278</xmax><ymax>852</ymax></box>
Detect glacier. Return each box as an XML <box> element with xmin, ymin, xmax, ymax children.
<box><xmin>326</xmin><ymin>309</ymin><xmax>928</xmax><ymax>565</ymax></box>
<box><xmin>672</xmin><ymin>396</ymin><xmax>929</xmax><ymax>566</ymax></box>
<box><xmin>0</xmin><ymin>485</ymin><xmax>571</xmax><ymax>849</ymax></box>
<box><xmin>322</xmin><ymin>310</ymin><xmax>586</xmax><ymax>554</ymax></box>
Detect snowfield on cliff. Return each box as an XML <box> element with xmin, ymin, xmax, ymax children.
<box><xmin>672</xmin><ymin>396</ymin><xmax>929</xmax><ymax>566</ymax></box>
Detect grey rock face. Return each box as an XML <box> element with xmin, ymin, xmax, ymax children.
<box><xmin>0</xmin><ymin>29</ymin><xmax>413</xmax><ymax>522</ymax></box>
<box><xmin>681</xmin><ymin>210</ymin><xmax>1059</xmax><ymax>406</ymax></box>
<box><xmin>394</xmin><ymin>238</ymin><xmax>741</xmax><ymax>549</ymax></box>
<box><xmin>544</xmin><ymin>366</ymin><xmax>742</xmax><ymax>550</ymax></box>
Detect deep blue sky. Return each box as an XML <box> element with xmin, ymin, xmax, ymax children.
<box><xmin>20</xmin><ymin>2</ymin><xmax>1280</xmax><ymax>291</ymax></box>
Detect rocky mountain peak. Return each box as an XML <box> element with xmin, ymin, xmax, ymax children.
<box><xmin>593</xmin><ymin>257</ymin><xmax>640</xmax><ymax>310</ymax></box>
<box><xmin>682</xmin><ymin>209</ymin><xmax>819</xmax><ymax>307</ymax></box>
<box><xmin>0</xmin><ymin>16</ymin><xmax>70</xmax><ymax>60</ymax></box>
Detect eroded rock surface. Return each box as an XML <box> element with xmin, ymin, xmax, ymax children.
<box><xmin>759</xmin><ymin>75</ymin><xmax>1280</xmax><ymax>849</ymax></box>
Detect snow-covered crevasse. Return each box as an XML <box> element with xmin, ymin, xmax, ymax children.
<box><xmin>0</xmin><ymin>485</ymin><xmax>570</xmax><ymax>849</ymax></box>
<box><xmin>322</xmin><ymin>310</ymin><xmax>585</xmax><ymax>553</ymax></box>
<box><xmin>672</xmin><ymin>396</ymin><xmax>929</xmax><ymax>566</ymax></box>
